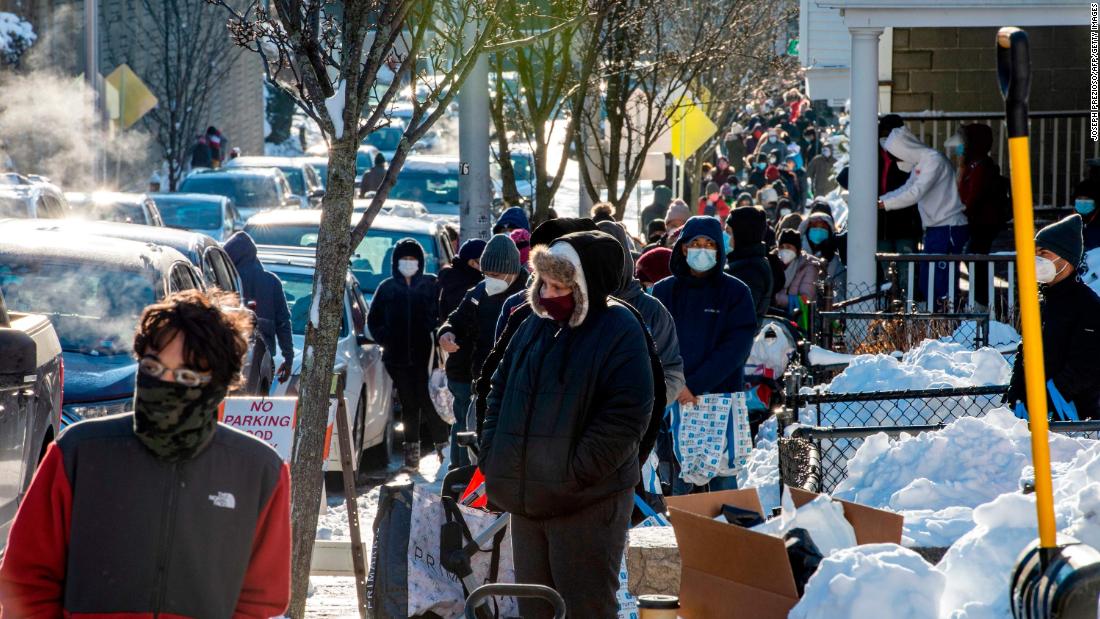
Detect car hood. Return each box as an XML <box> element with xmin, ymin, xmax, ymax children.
<box><xmin>62</xmin><ymin>351</ymin><xmax>136</xmax><ymax>403</ymax></box>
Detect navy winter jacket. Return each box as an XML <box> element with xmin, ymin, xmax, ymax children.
<box><xmin>652</xmin><ymin>216</ymin><xmax>757</xmax><ymax>395</ymax></box>
<box><xmin>367</xmin><ymin>239</ymin><xmax>440</xmax><ymax>368</ymax></box>
<box><xmin>224</xmin><ymin>232</ymin><xmax>295</xmax><ymax>362</ymax></box>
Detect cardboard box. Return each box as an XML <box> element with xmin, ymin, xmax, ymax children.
<box><xmin>666</xmin><ymin>487</ymin><xmax>904</xmax><ymax>618</ymax></box>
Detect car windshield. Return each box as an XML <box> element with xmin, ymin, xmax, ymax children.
<box><xmin>70</xmin><ymin>199</ymin><xmax>146</xmax><ymax>224</ymax></box>
<box><xmin>389</xmin><ymin>170</ymin><xmax>458</xmax><ymax>204</ymax></box>
<box><xmin>312</xmin><ymin>164</ymin><xmax>328</xmax><ymax>188</ymax></box>
<box><xmin>155</xmin><ymin>198</ymin><xmax>221</xmax><ymax>229</ymax></box>
<box><xmin>269</xmin><ymin>269</ymin><xmax>315</xmax><ymax>336</ymax></box>
<box><xmin>179</xmin><ymin>175</ymin><xmax>278</xmax><ymax>208</ymax></box>
<box><xmin>364</xmin><ymin>127</ymin><xmax>402</xmax><ymax>152</ymax></box>
<box><xmin>245</xmin><ymin>223</ymin><xmax>438</xmax><ymax>293</ymax></box>
<box><xmin>0</xmin><ymin>260</ymin><xmax>157</xmax><ymax>354</ymax></box>
<box><xmin>278</xmin><ymin>167</ymin><xmax>306</xmax><ymax>195</ymax></box>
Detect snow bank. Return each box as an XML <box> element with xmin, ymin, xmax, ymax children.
<box><xmin>737</xmin><ymin>416</ymin><xmax>781</xmax><ymax>512</ymax></box>
<box><xmin>790</xmin><ymin>544</ymin><xmax>945</xmax><ymax>619</ymax></box>
<box><xmin>834</xmin><ymin>408</ymin><xmax>1091</xmax><ymax>547</ymax></box>
<box><xmin>945</xmin><ymin>320</ymin><xmax>1020</xmax><ymax>349</ymax></box>
<box><xmin>827</xmin><ymin>340</ymin><xmax>1010</xmax><ymax>394</ymax></box>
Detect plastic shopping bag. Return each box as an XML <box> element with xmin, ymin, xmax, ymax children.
<box><xmin>670</xmin><ymin>393</ymin><xmax>753</xmax><ymax>486</ymax></box>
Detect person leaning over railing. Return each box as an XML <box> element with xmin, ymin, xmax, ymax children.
<box><xmin>1004</xmin><ymin>215</ymin><xmax>1100</xmax><ymax>420</ymax></box>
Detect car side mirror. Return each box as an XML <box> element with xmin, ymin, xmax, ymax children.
<box><xmin>0</xmin><ymin>329</ymin><xmax>36</xmax><ymax>389</ymax></box>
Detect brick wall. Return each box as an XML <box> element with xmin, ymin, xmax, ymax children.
<box><xmin>891</xmin><ymin>26</ymin><xmax>1090</xmax><ymax>113</ymax></box>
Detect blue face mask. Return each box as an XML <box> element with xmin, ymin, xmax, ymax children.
<box><xmin>1076</xmin><ymin>198</ymin><xmax>1096</xmax><ymax>216</ymax></box>
<box><xmin>954</xmin><ymin>143</ymin><xmax>965</xmax><ymax>157</ymax></box>
<box><xmin>686</xmin><ymin>247</ymin><xmax>718</xmax><ymax>272</ymax></box>
<box><xmin>807</xmin><ymin>227</ymin><xmax>829</xmax><ymax>246</ymax></box>
<box><xmin>756</xmin><ymin>162</ymin><xmax>766</xmax><ymax>170</ymax></box>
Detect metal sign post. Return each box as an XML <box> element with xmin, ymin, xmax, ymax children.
<box><xmin>332</xmin><ymin>373</ymin><xmax>368</xmax><ymax>618</ymax></box>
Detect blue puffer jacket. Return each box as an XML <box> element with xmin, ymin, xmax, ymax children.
<box><xmin>224</xmin><ymin>232</ymin><xmax>294</xmax><ymax>363</ymax></box>
<box><xmin>651</xmin><ymin>216</ymin><xmax>757</xmax><ymax>395</ymax></box>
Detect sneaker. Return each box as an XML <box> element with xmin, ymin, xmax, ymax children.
<box><xmin>402</xmin><ymin>443</ymin><xmax>421</xmax><ymax>472</ymax></box>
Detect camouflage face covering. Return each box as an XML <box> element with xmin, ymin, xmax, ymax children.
<box><xmin>132</xmin><ymin>372</ymin><xmax>227</xmax><ymax>461</ymax></box>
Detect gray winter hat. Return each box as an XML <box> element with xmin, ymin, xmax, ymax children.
<box><xmin>1036</xmin><ymin>213</ymin><xmax>1085</xmax><ymax>267</ymax></box>
<box><xmin>480</xmin><ymin>234</ymin><xmax>521</xmax><ymax>275</ymax></box>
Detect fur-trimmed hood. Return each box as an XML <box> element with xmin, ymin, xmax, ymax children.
<box><xmin>528</xmin><ymin>231</ymin><xmax>624</xmax><ymax>327</ymax></box>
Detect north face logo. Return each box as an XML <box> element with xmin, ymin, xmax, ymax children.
<box><xmin>209</xmin><ymin>492</ymin><xmax>236</xmax><ymax>509</ymax></box>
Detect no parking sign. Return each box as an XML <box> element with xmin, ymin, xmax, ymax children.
<box><xmin>219</xmin><ymin>397</ymin><xmax>338</xmax><ymax>462</ymax></box>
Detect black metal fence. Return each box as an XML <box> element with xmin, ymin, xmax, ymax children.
<box><xmin>779</xmin><ymin>384</ymin><xmax>1009</xmax><ymax>493</ymax></box>
<box><xmin>815</xmin><ymin>310</ymin><xmax>990</xmax><ymax>355</ymax></box>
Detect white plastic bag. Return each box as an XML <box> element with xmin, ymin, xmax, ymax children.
<box><xmin>672</xmin><ymin>393</ymin><xmax>753</xmax><ymax>485</ymax></box>
<box><xmin>429</xmin><ymin>367</ymin><xmax>454</xmax><ymax>425</ymax></box>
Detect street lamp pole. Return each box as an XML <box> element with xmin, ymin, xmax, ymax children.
<box><xmin>458</xmin><ymin>13</ymin><xmax>492</xmax><ymax>242</ymax></box>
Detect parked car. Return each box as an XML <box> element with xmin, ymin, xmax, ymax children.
<box><xmin>243</xmin><ymin>209</ymin><xmax>455</xmax><ymax>296</ymax></box>
<box><xmin>300</xmin><ymin>156</ymin><xmax>329</xmax><ymax>189</ymax></box>
<box><xmin>0</xmin><ymin>174</ymin><xmax>69</xmax><ymax>219</ymax></box>
<box><xmin>362</xmin><ymin>123</ymin><xmax>405</xmax><ymax>163</ymax></box>
<box><xmin>0</xmin><ymin>231</ymin><xmax>205</xmax><ymax>426</ymax></box>
<box><xmin>2</xmin><ymin>219</ymin><xmax>274</xmax><ymax>395</ymax></box>
<box><xmin>388</xmin><ymin>155</ymin><xmax>488</xmax><ymax>217</ymax></box>
<box><xmin>258</xmin><ymin>250</ymin><xmax>394</xmax><ymax>483</ymax></box>
<box><xmin>225</xmin><ymin>156</ymin><xmax>326</xmax><ymax>208</ymax></box>
<box><xmin>151</xmin><ymin>192</ymin><xmax>243</xmax><ymax>241</ymax></box>
<box><xmin>65</xmin><ymin>191</ymin><xmax>164</xmax><ymax>226</ymax></box>
<box><xmin>178</xmin><ymin>168</ymin><xmax>298</xmax><ymax>221</ymax></box>
<box><xmin>0</xmin><ymin>287</ymin><xmax>62</xmax><ymax>545</ymax></box>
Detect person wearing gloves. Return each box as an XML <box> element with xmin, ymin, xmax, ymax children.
<box><xmin>597</xmin><ymin>220</ymin><xmax>686</xmax><ymax>406</ymax></box>
<box><xmin>438</xmin><ymin>235</ymin><xmax>528</xmax><ymax>469</ymax></box>
<box><xmin>492</xmin><ymin>205</ymin><xmax>531</xmax><ymax>234</ymax></box>
<box><xmin>878</xmin><ymin>126</ymin><xmax>969</xmax><ymax>304</ymax></box>
<box><xmin>481</xmin><ymin>231</ymin><xmax>654</xmax><ymax>619</ymax></box>
<box><xmin>773</xmin><ymin>228</ymin><xmax>823</xmax><ymax>311</ymax></box>
<box><xmin>1005</xmin><ymin>215</ymin><xmax>1100</xmax><ymax>420</ymax></box>
<box><xmin>367</xmin><ymin>238</ymin><xmax>447</xmax><ymax>470</ymax></box>
<box><xmin>725</xmin><ymin>206</ymin><xmax>774</xmax><ymax>325</ymax></box>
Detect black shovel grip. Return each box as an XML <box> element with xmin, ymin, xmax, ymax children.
<box><xmin>997</xmin><ymin>27</ymin><xmax>1031</xmax><ymax>138</ymax></box>
<box><xmin>464</xmin><ymin>583</ymin><xmax>567</xmax><ymax>619</ymax></box>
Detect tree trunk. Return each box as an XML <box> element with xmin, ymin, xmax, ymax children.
<box><xmin>286</xmin><ymin>135</ymin><xmax>357</xmax><ymax>618</ymax></box>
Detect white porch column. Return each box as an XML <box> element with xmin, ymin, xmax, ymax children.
<box><xmin>847</xmin><ymin>26</ymin><xmax>883</xmax><ymax>300</ymax></box>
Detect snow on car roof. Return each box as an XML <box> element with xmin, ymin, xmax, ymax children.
<box><xmin>227</xmin><ymin>156</ymin><xmax>313</xmax><ymax>168</ymax></box>
<box><xmin>2</xmin><ymin>219</ymin><xmax>216</xmax><ymax>262</ymax></box>
<box><xmin>245</xmin><ymin>209</ymin><xmax>439</xmax><ymax>234</ymax></box>
<box><xmin>65</xmin><ymin>191</ymin><xmax>148</xmax><ymax>207</ymax></box>
<box><xmin>150</xmin><ymin>192</ymin><xmax>230</xmax><ymax>204</ymax></box>
<box><xmin>400</xmin><ymin>155</ymin><xmax>460</xmax><ymax>174</ymax></box>
<box><xmin>0</xmin><ymin>228</ymin><xmax>190</xmax><ymax>274</ymax></box>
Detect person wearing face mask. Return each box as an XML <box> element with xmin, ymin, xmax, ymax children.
<box><xmin>956</xmin><ymin>123</ymin><xmax>1010</xmax><ymax>309</ymax></box>
<box><xmin>878</xmin><ymin>125</ymin><xmax>968</xmax><ymax>305</ymax></box>
<box><xmin>725</xmin><ymin>206</ymin><xmax>774</xmax><ymax>325</ymax></box>
<box><xmin>756</xmin><ymin>128</ymin><xmax>787</xmax><ymax>159</ymax></box>
<box><xmin>712</xmin><ymin>156</ymin><xmax>735</xmax><ymax>186</ymax></box>
<box><xmin>870</xmin><ymin>115</ymin><xmax>922</xmax><ymax>287</ymax></box>
<box><xmin>652</xmin><ymin>216</ymin><xmax>756</xmax><ymax>425</ymax></box>
<box><xmin>697</xmin><ymin>181</ymin><xmax>730</xmax><ymax>220</ymax></box>
<box><xmin>773</xmin><ymin>228</ymin><xmax>823</xmax><ymax>312</ymax></box>
<box><xmin>367</xmin><ymin>238</ymin><xmax>448</xmax><ymax>470</ymax></box>
<box><xmin>0</xmin><ymin>290</ymin><xmax>291</xmax><ymax>618</ymax></box>
<box><xmin>799</xmin><ymin>126</ymin><xmax>822</xmax><ymax>162</ymax></box>
<box><xmin>1071</xmin><ymin>179</ymin><xmax>1100</xmax><ymax>251</ymax></box>
<box><xmin>438</xmin><ymin>238</ymin><xmax>486</xmax><ymax>326</ymax></box>
<box><xmin>1005</xmin><ymin>215</ymin><xmax>1100</xmax><ymax>420</ymax></box>
<box><xmin>806</xmin><ymin>142</ymin><xmax>838</xmax><ymax>197</ymax></box>
<box><xmin>438</xmin><ymin>235</ymin><xmax>528</xmax><ymax>469</ymax></box>
<box><xmin>798</xmin><ymin>211</ymin><xmax>847</xmax><ymax>296</ymax></box>
<box><xmin>747</xmin><ymin>153</ymin><xmax>770</xmax><ymax>190</ymax></box>
<box><xmin>481</xmin><ymin>231</ymin><xmax>656</xmax><ymax>619</ymax></box>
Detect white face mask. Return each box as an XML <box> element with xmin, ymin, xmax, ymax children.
<box><xmin>1035</xmin><ymin>256</ymin><xmax>1067</xmax><ymax>284</ymax></box>
<box><xmin>398</xmin><ymin>258</ymin><xmax>419</xmax><ymax>278</ymax></box>
<box><xmin>822</xmin><ymin>148</ymin><xmax>832</xmax><ymax>158</ymax></box>
<box><xmin>778</xmin><ymin>248</ymin><xmax>797</xmax><ymax>265</ymax></box>
<box><xmin>484</xmin><ymin>276</ymin><xmax>510</xmax><ymax>296</ymax></box>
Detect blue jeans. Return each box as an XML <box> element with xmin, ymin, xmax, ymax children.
<box><xmin>447</xmin><ymin>380</ymin><xmax>472</xmax><ymax>468</ymax></box>
<box><xmin>919</xmin><ymin>224</ymin><xmax>970</xmax><ymax>306</ymax></box>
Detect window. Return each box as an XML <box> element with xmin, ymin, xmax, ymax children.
<box><xmin>389</xmin><ymin>171</ymin><xmax>459</xmax><ymax>204</ymax></box>
<box><xmin>157</xmin><ymin>198</ymin><xmax>223</xmax><ymax>230</ymax></box>
<box><xmin>203</xmin><ymin>248</ymin><xmax>238</xmax><ymax>294</ymax></box>
<box><xmin>279</xmin><ymin>167</ymin><xmax>306</xmax><ymax>195</ymax></box>
<box><xmin>350</xmin><ymin>231</ymin><xmax>439</xmax><ymax>293</ymax></box>
<box><xmin>349</xmin><ymin>282</ymin><xmax>367</xmax><ymax>336</ymax></box>
<box><xmin>169</xmin><ymin>263</ymin><xmax>203</xmax><ymax>293</ymax></box>
<box><xmin>179</xmin><ymin>175</ymin><xmax>279</xmax><ymax>209</ymax></box>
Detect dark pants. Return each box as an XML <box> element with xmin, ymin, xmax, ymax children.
<box><xmin>510</xmin><ymin>489</ymin><xmax>633</xmax><ymax>619</ymax></box>
<box><xmin>968</xmin><ymin>226</ymin><xmax>1000</xmax><ymax>307</ymax></box>
<box><xmin>447</xmin><ymin>379</ymin><xmax>472</xmax><ymax>468</ymax></box>
<box><xmin>919</xmin><ymin>224</ymin><xmax>970</xmax><ymax>307</ymax></box>
<box><xmin>386</xmin><ymin>363</ymin><xmax>449</xmax><ymax>447</ymax></box>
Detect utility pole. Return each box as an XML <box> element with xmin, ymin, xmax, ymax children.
<box><xmin>458</xmin><ymin>16</ymin><xmax>491</xmax><ymax>242</ymax></box>
<box><xmin>84</xmin><ymin>0</ymin><xmax>103</xmax><ymax>186</ymax></box>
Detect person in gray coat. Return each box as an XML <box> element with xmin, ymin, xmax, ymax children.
<box><xmin>597</xmin><ymin>220</ymin><xmax>686</xmax><ymax>404</ymax></box>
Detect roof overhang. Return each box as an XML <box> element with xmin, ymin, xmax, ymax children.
<box><xmin>816</xmin><ymin>1</ymin><xmax>1088</xmax><ymax>28</ymax></box>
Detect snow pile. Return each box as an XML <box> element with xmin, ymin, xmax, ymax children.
<box><xmin>737</xmin><ymin>415</ymin><xmax>781</xmax><ymax>512</ymax></box>
<box><xmin>1083</xmin><ymin>247</ymin><xmax>1100</xmax><ymax>298</ymax></box>
<box><xmin>827</xmin><ymin>340</ymin><xmax>1010</xmax><ymax>394</ymax></box>
<box><xmin>790</xmin><ymin>544</ymin><xmax>945</xmax><ymax>619</ymax></box>
<box><xmin>0</xmin><ymin>13</ymin><xmax>34</xmax><ymax>66</ymax></box>
<box><xmin>751</xmin><ymin>489</ymin><xmax>857</xmax><ymax>556</ymax></box>
<box><xmin>945</xmin><ymin>320</ymin><xmax>1020</xmax><ymax>349</ymax></box>
<box><xmin>834</xmin><ymin>408</ymin><xmax>1090</xmax><ymax>547</ymax></box>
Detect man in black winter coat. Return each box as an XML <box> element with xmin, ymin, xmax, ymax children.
<box><xmin>725</xmin><ymin>206</ymin><xmax>774</xmax><ymax>326</ymax></box>
<box><xmin>367</xmin><ymin>238</ymin><xmax>447</xmax><ymax>469</ymax></box>
<box><xmin>224</xmin><ymin>231</ymin><xmax>294</xmax><ymax>383</ymax></box>
<box><xmin>437</xmin><ymin>234</ymin><xmax>526</xmax><ymax>468</ymax></box>
<box><xmin>1006</xmin><ymin>215</ymin><xmax>1100</xmax><ymax>420</ymax></box>
<box><xmin>481</xmin><ymin>231</ymin><xmax>654</xmax><ymax>619</ymax></box>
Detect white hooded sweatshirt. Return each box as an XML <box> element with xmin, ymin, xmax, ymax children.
<box><xmin>879</xmin><ymin>127</ymin><xmax>967</xmax><ymax>228</ymax></box>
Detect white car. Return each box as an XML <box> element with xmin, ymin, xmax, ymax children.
<box><xmin>259</xmin><ymin>251</ymin><xmax>394</xmax><ymax>484</ymax></box>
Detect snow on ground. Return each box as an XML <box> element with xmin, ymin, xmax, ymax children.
<box><xmin>803</xmin><ymin>410</ymin><xmax>1100</xmax><ymax>619</ymax></box>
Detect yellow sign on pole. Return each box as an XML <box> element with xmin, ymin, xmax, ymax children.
<box><xmin>105</xmin><ymin>64</ymin><xmax>158</xmax><ymax>130</ymax></box>
<box><xmin>669</xmin><ymin>96</ymin><xmax>717</xmax><ymax>161</ymax></box>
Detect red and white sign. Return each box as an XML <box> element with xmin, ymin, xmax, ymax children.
<box><xmin>219</xmin><ymin>397</ymin><xmax>341</xmax><ymax>463</ymax></box>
